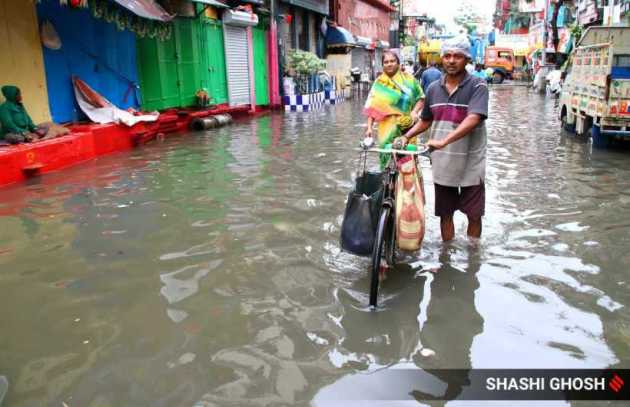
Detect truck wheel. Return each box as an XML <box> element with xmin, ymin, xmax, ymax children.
<box><xmin>591</xmin><ymin>124</ymin><xmax>610</xmax><ymax>148</ymax></box>
<box><xmin>561</xmin><ymin>110</ymin><xmax>575</xmax><ymax>133</ymax></box>
<box><xmin>578</xmin><ymin>116</ymin><xmax>592</xmax><ymax>137</ymax></box>
<box><xmin>492</xmin><ymin>72</ymin><xmax>505</xmax><ymax>84</ymax></box>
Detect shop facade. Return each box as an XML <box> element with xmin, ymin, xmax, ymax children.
<box><xmin>327</xmin><ymin>0</ymin><xmax>392</xmax><ymax>79</ymax></box>
<box><xmin>36</xmin><ymin>0</ymin><xmax>173</xmax><ymax>122</ymax></box>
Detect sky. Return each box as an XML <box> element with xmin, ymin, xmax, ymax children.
<box><xmin>409</xmin><ymin>0</ymin><xmax>497</xmax><ymax>33</ymax></box>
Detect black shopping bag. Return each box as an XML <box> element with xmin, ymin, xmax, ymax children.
<box><xmin>340</xmin><ymin>172</ymin><xmax>383</xmax><ymax>256</ymax></box>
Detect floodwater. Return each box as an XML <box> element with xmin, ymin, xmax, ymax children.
<box><xmin>0</xmin><ymin>87</ymin><xmax>629</xmax><ymax>406</ymax></box>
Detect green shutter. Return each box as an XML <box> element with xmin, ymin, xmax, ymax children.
<box><xmin>201</xmin><ymin>20</ymin><xmax>228</xmax><ymax>105</ymax></box>
<box><xmin>137</xmin><ymin>18</ymin><xmax>205</xmax><ymax>111</ymax></box>
<box><xmin>175</xmin><ymin>19</ymin><xmax>202</xmax><ymax>108</ymax></box>
<box><xmin>137</xmin><ymin>34</ymin><xmax>179</xmax><ymax>111</ymax></box>
<box><xmin>252</xmin><ymin>27</ymin><xmax>269</xmax><ymax>106</ymax></box>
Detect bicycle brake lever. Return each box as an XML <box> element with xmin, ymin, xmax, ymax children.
<box><xmin>419</xmin><ymin>146</ymin><xmax>434</xmax><ymax>157</ymax></box>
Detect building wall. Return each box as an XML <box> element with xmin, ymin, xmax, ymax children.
<box><xmin>336</xmin><ymin>0</ymin><xmax>389</xmax><ymax>41</ymax></box>
<box><xmin>308</xmin><ymin>13</ymin><xmax>317</xmax><ymax>53</ymax></box>
<box><xmin>0</xmin><ymin>1</ymin><xmax>51</xmax><ymax>123</ymax></box>
<box><xmin>278</xmin><ymin>4</ymin><xmax>291</xmax><ymax>49</ymax></box>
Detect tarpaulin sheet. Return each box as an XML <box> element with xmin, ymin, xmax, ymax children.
<box><xmin>37</xmin><ymin>0</ymin><xmax>141</xmax><ymax>123</ymax></box>
<box><xmin>191</xmin><ymin>0</ymin><xmax>229</xmax><ymax>8</ymax></box>
<box><xmin>73</xmin><ymin>77</ymin><xmax>158</xmax><ymax>126</ymax></box>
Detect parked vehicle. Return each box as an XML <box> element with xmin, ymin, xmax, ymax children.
<box><xmin>484</xmin><ymin>46</ymin><xmax>515</xmax><ymax>83</ymax></box>
<box><xmin>418</xmin><ymin>39</ymin><xmax>443</xmax><ymax>67</ymax></box>
<box><xmin>559</xmin><ymin>26</ymin><xmax>630</xmax><ymax>147</ymax></box>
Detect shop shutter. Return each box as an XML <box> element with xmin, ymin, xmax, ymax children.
<box><xmin>175</xmin><ymin>19</ymin><xmax>202</xmax><ymax>108</ymax></box>
<box><xmin>137</xmin><ymin>19</ymin><xmax>203</xmax><ymax>111</ymax></box>
<box><xmin>201</xmin><ymin>20</ymin><xmax>228</xmax><ymax>104</ymax></box>
<box><xmin>223</xmin><ymin>24</ymin><xmax>250</xmax><ymax>106</ymax></box>
<box><xmin>252</xmin><ymin>26</ymin><xmax>269</xmax><ymax>106</ymax></box>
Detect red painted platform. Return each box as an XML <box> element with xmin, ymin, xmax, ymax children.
<box><xmin>0</xmin><ymin>104</ymin><xmax>252</xmax><ymax>188</ymax></box>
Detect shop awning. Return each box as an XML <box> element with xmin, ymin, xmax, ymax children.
<box><xmin>326</xmin><ymin>26</ymin><xmax>356</xmax><ymax>47</ymax></box>
<box><xmin>191</xmin><ymin>0</ymin><xmax>229</xmax><ymax>8</ymax></box>
<box><xmin>354</xmin><ymin>36</ymin><xmax>372</xmax><ymax>48</ymax></box>
<box><xmin>281</xmin><ymin>0</ymin><xmax>329</xmax><ymax>15</ymax></box>
<box><xmin>112</xmin><ymin>0</ymin><xmax>173</xmax><ymax>21</ymax></box>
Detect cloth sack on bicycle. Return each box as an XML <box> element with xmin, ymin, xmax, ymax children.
<box><xmin>395</xmin><ymin>156</ymin><xmax>425</xmax><ymax>251</ymax></box>
<box><xmin>340</xmin><ymin>172</ymin><xmax>383</xmax><ymax>256</ymax></box>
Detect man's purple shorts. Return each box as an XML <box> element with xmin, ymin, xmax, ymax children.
<box><xmin>434</xmin><ymin>183</ymin><xmax>485</xmax><ymax>219</ymax></box>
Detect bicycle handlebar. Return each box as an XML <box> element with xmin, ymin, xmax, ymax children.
<box><xmin>355</xmin><ymin>144</ymin><xmax>433</xmax><ymax>156</ymax></box>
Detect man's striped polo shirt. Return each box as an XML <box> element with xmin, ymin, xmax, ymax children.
<box><xmin>421</xmin><ymin>73</ymin><xmax>489</xmax><ymax>187</ymax></box>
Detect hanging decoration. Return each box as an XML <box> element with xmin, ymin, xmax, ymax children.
<box><xmin>89</xmin><ymin>0</ymin><xmax>172</xmax><ymax>41</ymax></box>
<box><xmin>40</xmin><ymin>20</ymin><xmax>62</xmax><ymax>50</ymax></box>
<box><xmin>58</xmin><ymin>0</ymin><xmax>89</xmax><ymax>7</ymax></box>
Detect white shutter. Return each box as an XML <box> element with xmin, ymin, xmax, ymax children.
<box><xmin>223</xmin><ymin>25</ymin><xmax>251</xmax><ymax>106</ymax></box>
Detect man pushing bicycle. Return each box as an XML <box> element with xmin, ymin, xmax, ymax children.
<box><xmin>403</xmin><ymin>36</ymin><xmax>489</xmax><ymax>242</ymax></box>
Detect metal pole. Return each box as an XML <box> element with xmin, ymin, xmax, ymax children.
<box><xmin>269</xmin><ymin>0</ymin><xmax>281</xmax><ymax>106</ymax></box>
<box><xmin>542</xmin><ymin>0</ymin><xmax>549</xmax><ymax>66</ymax></box>
<box><xmin>399</xmin><ymin>0</ymin><xmax>404</xmax><ymax>48</ymax></box>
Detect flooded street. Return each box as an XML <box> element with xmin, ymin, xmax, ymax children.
<box><xmin>0</xmin><ymin>86</ymin><xmax>629</xmax><ymax>406</ymax></box>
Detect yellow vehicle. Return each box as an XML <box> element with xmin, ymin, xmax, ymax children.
<box><xmin>418</xmin><ymin>39</ymin><xmax>442</xmax><ymax>67</ymax></box>
<box><xmin>484</xmin><ymin>46</ymin><xmax>515</xmax><ymax>83</ymax></box>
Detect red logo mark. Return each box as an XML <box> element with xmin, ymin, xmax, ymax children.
<box><xmin>609</xmin><ymin>374</ymin><xmax>624</xmax><ymax>393</ymax></box>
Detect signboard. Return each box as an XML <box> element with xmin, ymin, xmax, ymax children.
<box><xmin>603</xmin><ymin>2</ymin><xmax>622</xmax><ymax>25</ymax></box>
<box><xmin>495</xmin><ymin>34</ymin><xmax>530</xmax><ymax>56</ymax></box>
<box><xmin>528</xmin><ymin>22</ymin><xmax>545</xmax><ymax>51</ymax></box>
<box><xmin>577</xmin><ymin>0</ymin><xmax>600</xmax><ymax>26</ymax></box>
<box><xmin>519</xmin><ymin>0</ymin><xmax>546</xmax><ymax>13</ymax></box>
<box><xmin>528</xmin><ymin>21</ymin><xmax>571</xmax><ymax>54</ymax></box>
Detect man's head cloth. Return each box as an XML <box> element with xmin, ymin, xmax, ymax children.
<box><xmin>441</xmin><ymin>36</ymin><xmax>472</xmax><ymax>59</ymax></box>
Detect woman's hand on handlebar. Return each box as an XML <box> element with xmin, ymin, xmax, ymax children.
<box><xmin>365</xmin><ymin>126</ymin><xmax>373</xmax><ymax>138</ymax></box>
<box><xmin>392</xmin><ymin>136</ymin><xmax>408</xmax><ymax>150</ymax></box>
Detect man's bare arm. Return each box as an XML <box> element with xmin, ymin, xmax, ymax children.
<box><xmin>403</xmin><ymin>118</ymin><xmax>432</xmax><ymax>140</ymax></box>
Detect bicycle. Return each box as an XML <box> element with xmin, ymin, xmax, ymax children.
<box><xmin>356</xmin><ymin>141</ymin><xmax>431</xmax><ymax>309</ymax></box>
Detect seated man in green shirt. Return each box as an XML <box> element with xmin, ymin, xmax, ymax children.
<box><xmin>0</xmin><ymin>85</ymin><xmax>46</xmax><ymax>144</ymax></box>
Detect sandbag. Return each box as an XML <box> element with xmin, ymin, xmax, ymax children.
<box><xmin>395</xmin><ymin>156</ymin><xmax>425</xmax><ymax>251</ymax></box>
<box><xmin>340</xmin><ymin>172</ymin><xmax>383</xmax><ymax>256</ymax></box>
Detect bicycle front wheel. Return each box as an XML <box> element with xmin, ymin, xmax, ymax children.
<box><xmin>370</xmin><ymin>206</ymin><xmax>391</xmax><ymax>308</ymax></box>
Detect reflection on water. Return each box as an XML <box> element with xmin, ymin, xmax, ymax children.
<box><xmin>0</xmin><ymin>87</ymin><xmax>629</xmax><ymax>406</ymax></box>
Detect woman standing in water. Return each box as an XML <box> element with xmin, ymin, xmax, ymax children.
<box><xmin>363</xmin><ymin>51</ymin><xmax>424</xmax><ymax>166</ymax></box>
